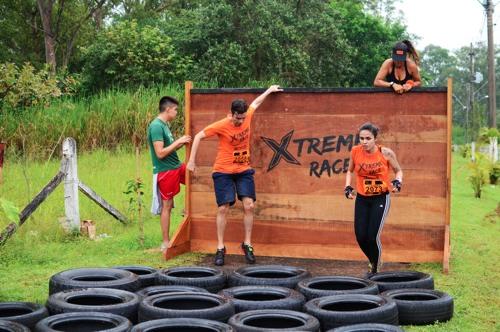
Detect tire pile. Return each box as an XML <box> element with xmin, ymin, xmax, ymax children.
<box><xmin>0</xmin><ymin>264</ymin><xmax>454</xmax><ymax>331</ymax></box>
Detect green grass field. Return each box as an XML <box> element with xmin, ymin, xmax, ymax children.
<box><xmin>0</xmin><ymin>149</ymin><xmax>498</xmax><ymax>331</ymax></box>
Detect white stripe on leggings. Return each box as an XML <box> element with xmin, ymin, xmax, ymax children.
<box><xmin>375</xmin><ymin>194</ymin><xmax>391</xmax><ymax>269</ymax></box>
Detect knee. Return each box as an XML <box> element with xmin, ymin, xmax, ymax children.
<box><xmin>243</xmin><ymin>200</ymin><xmax>254</xmax><ymax>214</ymax></box>
<box><xmin>218</xmin><ymin>204</ymin><xmax>229</xmax><ymax>215</ymax></box>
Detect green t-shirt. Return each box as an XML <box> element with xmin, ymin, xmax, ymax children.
<box><xmin>147</xmin><ymin>118</ymin><xmax>181</xmax><ymax>174</ymax></box>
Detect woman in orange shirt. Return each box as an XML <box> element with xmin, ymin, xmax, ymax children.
<box><xmin>344</xmin><ymin>123</ymin><xmax>403</xmax><ymax>274</ymax></box>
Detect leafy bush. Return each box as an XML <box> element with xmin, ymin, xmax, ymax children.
<box><xmin>459</xmin><ymin>144</ymin><xmax>471</xmax><ymax>159</ymax></box>
<box><xmin>487</xmin><ymin>161</ymin><xmax>500</xmax><ymax>185</ymax></box>
<box><xmin>80</xmin><ymin>20</ymin><xmax>191</xmax><ymax>91</ymax></box>
<box><xmin>0</xmin><ymin>63</ymin><xmax>62</xmax><ymax>109</ymax></box>
<box><xmin>468</xmin><ymin>153</ymin><xmax>489</xmax><ymax>198</ymax></box>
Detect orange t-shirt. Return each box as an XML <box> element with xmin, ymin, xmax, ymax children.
<box><xmin>351</xmin><ymin>145</ymin><xmax>391</xmax><ymax>196</ymax></box>
<box><xmin>203</xmin><ymin>107</ymin><xmax>256</xmax><ymax>173</ymax></box>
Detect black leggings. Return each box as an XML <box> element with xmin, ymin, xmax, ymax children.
<box><xmin>354</xmin><ymin>193</ymin><xmax>391</xmax><ymax>269</ymax></box>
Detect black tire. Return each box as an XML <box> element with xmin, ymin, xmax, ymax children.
<box><xmin>297</xmin><ymin>276</ymin><xmax>379</xmax><ymax>300</ymax></box>
<box><xmin>304</xmin><ymin>294</ymin><xmax>398</xmax><ymax>330</ymax></box>
<box><xmin>219</xmin><ymin>286</ymin><xmax>306</xmax><ymax>313</ymax></box>
<box><xmin>228</xmin><ymin>265</ymin><xmax>310</xmax><ymax>289</ymax></box>
<box><xmin>328</xmin><ymin>323</ymin><xmax>405</xmax><ymax>331</ymax></box>
<box><xmin>131</xmin><ymin>318</ymin><xmax>234</xmax><ymax>331</ymax></box>
<box><xmin>46</xmin><ymin>288</ymin><xmax>140</xmax><ymax>322</ymax></box>
<box><xmin>49</xmin><ymin>268</ymin><xmax>140</xmax><ymax>295</ymax></box>
<box><xmin>137</xmin><ymin>285</ymin><xmax>209</xmax><ymax>298</ymax></box>
<box><xmin>0</xmin><ymin>302</ymin><xmax>49</xmax><ymax>329</ymax></box>
<box><xmin>381</xmin><ymin>288</ymin><xmax>453</xmax><ymax>325</ymax></box>
<box><xmin>138</xmin><ymin>292</ymin><xmax>234</xmax><ymax>323</ymax></box>
<box><xmin>34</xmin><ymin>312</ymin><xmax>132</xmax><ymax>332</ymax></box>
<box><xmin>367</xmin><ymin>271</ymin><xmax>434</xmax><ymax>292</ymax></box>
<box><xmin>228</xmin><ymin>309</ymin><xmax>320</xmax><ymax>332</ymax></box>
<box><xmin>0</xmin><ymin>320</ymin><xmax>31</xmax><ymax>332</ymax></box>
<box><xmin>113</xmin><ymin>265</ymin><xmax>158</xmax><ymax>288</ymax></box>
<box><xmin>157</xmin><ymin>266</ymin><xmax>226</xmax><ymax>293</ymax></box>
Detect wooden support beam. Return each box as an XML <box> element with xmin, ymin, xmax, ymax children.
<box><xmin>78</xmin><ymin>181</ymin><xmax>128</xmax><ymax>224</ymax></box>
<box><xmin>0</xmin><ymin>166</ymin><xmax>66</xmax><ymax>246</ymax></box>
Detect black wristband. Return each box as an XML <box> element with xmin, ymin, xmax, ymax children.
<box><xmin>391</xmin><ymin>179</ymin><xmax>402</xmax><ymax>192</ymax></box>
<box><xmin>344</xmin><ymin>185</ymin><xmax>354</xmax><ymax>198</ymax></box>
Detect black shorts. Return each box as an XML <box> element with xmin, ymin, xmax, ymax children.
<box><xmin>212</xmin><ymin>169</ymin><xmax>256</xmax><ymax>207</ymax></box>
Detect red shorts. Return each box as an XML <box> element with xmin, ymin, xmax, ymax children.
<box><xmin>157</xmin><ymin>163</ymin><xmax>186</xmax><ymax>200</ymax></box>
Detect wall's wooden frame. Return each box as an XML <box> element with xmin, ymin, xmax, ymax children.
<box><xmin>166</xmin><ymin>81</ymin><xmax>452</xmax><ymax>272</ymax></box>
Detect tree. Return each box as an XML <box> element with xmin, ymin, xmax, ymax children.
<box><xmin>36</xmin><ymin>0</ymin><xmax>107</xmax><ymax>73</ymax></box>
<box><xmin>80</xmin><ymin>20</ymin><xmax>190</xmax><ymax>90</ymax></box>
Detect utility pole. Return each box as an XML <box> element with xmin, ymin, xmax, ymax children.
<box><xmin>485</xmin><ymin>0</ymin><xmax>497</xmax><ymax>128</ymax></box>
<box><xmin>468</xmin><ymin>44</ymin><xmax>475</xmax><ymax>142</ymax></box>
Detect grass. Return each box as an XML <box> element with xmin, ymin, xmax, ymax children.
<box><xmin>0</xmin><ymin>150</ymin><xmax>498</xmax><ymax>331</ymax></box>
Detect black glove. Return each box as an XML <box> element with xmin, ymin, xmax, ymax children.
<box><xmin>344</xmin><ymin>185</ymin><xmax>354</xmax><ymax>198</ymax></box>
<box><xmin>391</xmin><ymin>179</ymin><xmax>402</xmax><ymax>192</ymax></box>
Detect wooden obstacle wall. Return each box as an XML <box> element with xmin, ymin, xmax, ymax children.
<box><xmin>167</xmin><ymin>81</ymin><xmax>452</xmax><ymax>272</ymax></box>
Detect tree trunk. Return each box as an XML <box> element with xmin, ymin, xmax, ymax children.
<box><xmin>36</xmin><ymin>0</ymin><xmax>57</xmax><ymax>74</ymax></box>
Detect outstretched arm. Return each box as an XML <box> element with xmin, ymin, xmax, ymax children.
<box><xmin>153</xmin><ymin>135</ymin><xmax>191</xmax><ymax>160</ymax></box>
<box><xmin>249</xmin><ymin>85</ymin><xmax>283</xmax><ymax>111</ymax></box>
<box><xmin>186</xmin><ymin>130</ymin><xmax>207</xmax><ymax>172</ymax></box>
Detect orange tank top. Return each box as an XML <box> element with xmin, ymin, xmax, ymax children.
<box><xmin>351</xmin><ymin>145</ymin><xmax>391</xmax><ymax>196</ymax></box>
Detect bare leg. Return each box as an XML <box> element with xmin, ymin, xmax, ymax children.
<box><xmin>160</xmin><ymin>199</ymin><xmax>174</xmax><ymax>251</ymax></box>
<box><xmin>216</xmin><ymin>204</ymin><xmax>229</xmax><ymax>249</ymax></box>
<box><xmin>242</xmin><ymin>197</ymin><xmax>254</xmax><ymax>245</ymax></box>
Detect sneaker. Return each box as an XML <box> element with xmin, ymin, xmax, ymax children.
<box><xmin>160</xmin><ymin>242</ymin><xmax>169</xmax><ymax>253</ymax></box>
<box><xmin>214</xmin><ymin>247</ymin><xmax>226</xmax><ymax>266</ymax></box>
<box><xmin>368</xmin><ymin>262</ymin><xmax>377</xmax><ymax>274</ymax></box>
<box><xmin>241</xmin><ymin>243</ymin><xmax>256</xmax><ymax>264</ymax></box>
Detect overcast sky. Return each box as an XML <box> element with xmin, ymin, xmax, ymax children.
<box><xmin>395</xmin><ymin>0</ymin><xmax>500</xmax><ymax>51</ymax></box>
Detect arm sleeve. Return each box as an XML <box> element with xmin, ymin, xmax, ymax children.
<box><xmin>149</xmin><ymin>124</ymin><xmax>164</xmax><ymax>142</ymax></box>
<box><xmin>203</xmin><ymin>120</ymin><xmax>224</xmax><ymax>137</ymax></box>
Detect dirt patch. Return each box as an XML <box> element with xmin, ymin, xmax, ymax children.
<box><xmin>199</xmin><ymin>254</ymin><xmax>410</xmax><ymax>278</ymax></box>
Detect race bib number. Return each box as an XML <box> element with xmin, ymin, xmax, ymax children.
<box><xmin>363</xmin><ymin>179</ymin><xmax>388</xmax><ymax>195</ymax></box>
<box><xmin>233</xmin><ymin>149</ymin><xmax>250</xmax><ymax>164</ymax></box>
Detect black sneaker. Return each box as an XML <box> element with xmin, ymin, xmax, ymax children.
<box><xmin>241</xmin><ymin>243</ymin><xmax>256</xmax><ymax>264</ymax></box>
<box><xmin>214</xmin><ymin>247</ymin><xmax>226</xmax><ymax>266</ymax></box>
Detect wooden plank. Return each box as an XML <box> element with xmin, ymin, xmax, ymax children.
<box><xmin>185</xmin><ymin>81</ymin><xmax>193</xmax><ymax>216</ymax></box>
<box><xmin>190</xmin><ymin>217</ymin><xmax>444</xmax><ymax>250</ymax></box>
<box><xmin>190</xmin><ymin>192</ymin><xmax>447</xmax><ymax>226</ymax></box>
<box><xmin>444</xmin><ymin>79</ymin><xmax>452</xmax><ymax>273</ymax></box>
<box><xmin>79</xmin><ymin>181</ymin><xmax>128</xmax><ymax>224</ymax></box>
<box><xmin>190</xmin><ymin>239</ymin><xmax>443</xmax><ymax>262</ymax></box>
<box><xmin>191</xmin><ymin>91</ymin><xmax>447</xmax><ymax>116</ymax></box>
<box><xmin>191</xmin><ymin>167</ymin><xmax>447</xmax><ymax>197</ymax></box>
<box><xmin>165</xmin><ymin>215</ymin><xmax>191</xmax><ymax>260</ymax></box>
<box><xmin>192</xmin><ymin>140</ymin><xmax>447</xmax><ymax>171</ymax></box>
<box><xmin>191</xmin><ymin>114</ymin><xmax>448</xmax><ymax>144</ymax></box>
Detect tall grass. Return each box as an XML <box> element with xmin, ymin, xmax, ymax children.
<box><xmin>0</xmin><ymin>80</ymin><xmax>287</xmax><ymax>160</ymax></box>
<box><xmin>0</xmin><ymin>83</ymin><xmax>185</xmax><ymax>160</ymax></box>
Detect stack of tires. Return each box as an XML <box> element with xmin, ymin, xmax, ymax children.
<box><xmin>0</xmin><ymin>265</ymin><xmax>453</xmax><ymax>331</ymax></box>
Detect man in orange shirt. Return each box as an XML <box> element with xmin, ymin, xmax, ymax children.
<box><xmin>187</xmin><ymin>85</ymin><xmax>283</xmax><ymax>266</ymax></box>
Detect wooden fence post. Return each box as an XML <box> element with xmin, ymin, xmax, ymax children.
<box><xmin>62</xmin><ymin>138</ymin><xmax>80</xmax><ymax>231</ymax></box>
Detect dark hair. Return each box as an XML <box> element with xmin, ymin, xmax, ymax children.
<box><xmin>359</xmin><ymin>122</ymin><xmax>380</xmax><ymax>138</ymax></box>
<box><xmin>395</xmin><ymin>40</ymin><xmax>420</xmax><ymax>66</ymax></box>
<box><xmin>159</xmin><ymin>96</ymin><xmax>179</xmax><ymax>113</ymax></box>
<box><xmin>231</xmin><ymin>99</ymin><xmax>248</xmax><ymax>115</ymax></box>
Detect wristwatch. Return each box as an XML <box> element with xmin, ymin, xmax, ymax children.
<box><xmin>389</xmin><ymin>81</ymin><xmax>394</xmax><ymax>87</ymax></box>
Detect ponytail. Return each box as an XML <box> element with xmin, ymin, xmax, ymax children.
<box><xmin>402</xmin><ymin>39</ymin><xmax>420</xmax><ymax>66</ymax></box>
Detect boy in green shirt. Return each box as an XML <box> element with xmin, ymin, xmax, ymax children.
<box><xmin>147</xmin><ymin>96</ymin><xmax>191</xmax><ymax>253</ymax></box>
